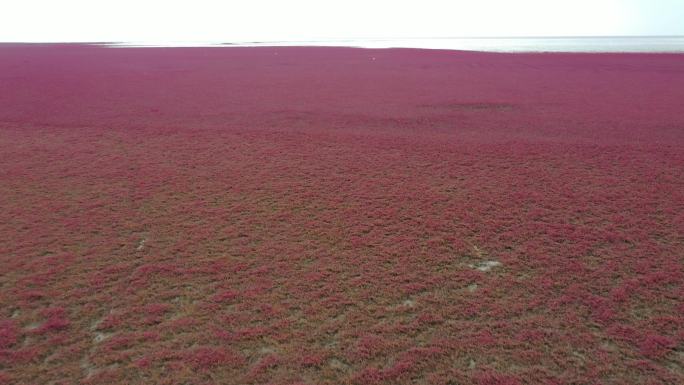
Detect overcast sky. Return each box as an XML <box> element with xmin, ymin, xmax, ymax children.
<box><xmin>1</xmin><ymin>0</ymin><xmax>683</xmax><ymax>42</ymax></box>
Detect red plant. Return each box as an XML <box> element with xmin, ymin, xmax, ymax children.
<box><xmin>184</xmin><ymin>346</ymin><xmax>246</xmax><ymax>371</ymax></box>
<box><xmin>0</xmin><ymin>321</ymin><xmax>19</xmax><ymax>349</ymax></box>
<box><xmin>0</xmin><ymin>44</ymin><xmax>682</xmax><ymax>384</ymax></box>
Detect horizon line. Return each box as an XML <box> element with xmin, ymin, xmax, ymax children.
<box><xmin>2</xmin><ymin>35</ymin><xmax>684</xmax><ymax>44</ymax></box>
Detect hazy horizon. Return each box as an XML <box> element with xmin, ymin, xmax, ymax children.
<box><xmin>91</xmin><ymin>36</ymin><xmax>684</xmax><ymax>53</ymax></box>
<box><xmin>2</xmin><ymin>1</ymin><xmax>683</xmax><ymax>43</ymax></box>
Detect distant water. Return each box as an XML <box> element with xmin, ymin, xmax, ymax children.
<box><xmin>106</xmin><ymin>36</ymin><xmax>684</xmax><ymax>53</ymax></box>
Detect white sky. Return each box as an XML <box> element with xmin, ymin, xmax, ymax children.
<box><xmin>1</xmin><ymin>0</ymin><xmax>682</xmax><ymax>42</ymax></box>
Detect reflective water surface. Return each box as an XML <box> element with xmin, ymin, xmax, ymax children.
<box><xmin>106</xmin><ymin>36</ymin><xmax>684</xmax><ymax>52</ymax></box>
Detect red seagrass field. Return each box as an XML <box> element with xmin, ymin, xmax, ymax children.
<box><xmin>0</xmin><ymin>44</ymin><xmax>683</xmax><ymax>384</ymax></box>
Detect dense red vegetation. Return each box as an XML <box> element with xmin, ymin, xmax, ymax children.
<box><xmin>0</xmin><ymin>44</ymin><xmax>683</xmax><ymax>384</ymax></box>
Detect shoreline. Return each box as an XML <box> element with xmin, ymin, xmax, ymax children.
<box><xmin>3</xmin><ymin>36</ymin><xmax>684</xmax><ymax>53</ymax></box>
